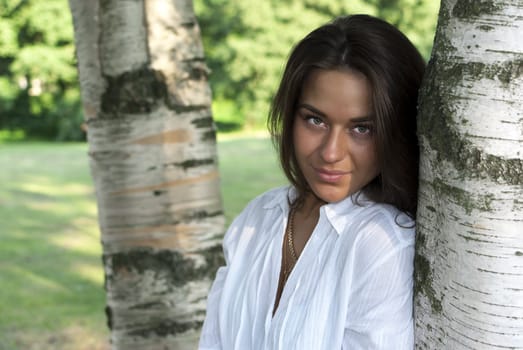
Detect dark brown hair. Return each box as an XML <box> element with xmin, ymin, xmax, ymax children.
<box><xmin>268</xmin><ymin>14</ymin><xmax>425</xmax><ymax>216</ymax></box>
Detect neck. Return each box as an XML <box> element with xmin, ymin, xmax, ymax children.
<box><xmin>298</xmin><ymin>192</ymin><xmax>325</xmax><ymax>219</ymax></box>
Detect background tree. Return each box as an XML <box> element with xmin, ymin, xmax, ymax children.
<box><xmin>1</xmin><ymin>0</ymin><xmax>438</xmax><ymax>140</ymax></box>
<box><xmin>0</xmin><ymin>0</ymin><xmax>81</xmax><ymax>140</ymax></box>
<box><xmin>68</xmin><ymin>0</ymin><xmax>224</xmax><ymax>348</ymax></box>
<box><xmin>194</xmin><ymin>0</ymin><xmax>439</xmax><ymax>129</ymax></box>
<box><xmin>415</xmin><ymin>0</ymin><xmax>523</xmax><ymax>348</ymax></box>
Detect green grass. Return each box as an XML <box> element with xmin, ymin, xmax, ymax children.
<box><xmin>0</xmin><ymin>135</ymin><xmax>285</xmax><ymax>349</ymax></box>
<box><xmin>218</xmin><ymin>133</ymin><xmax>286</xmax><ymax>223</ymax></box>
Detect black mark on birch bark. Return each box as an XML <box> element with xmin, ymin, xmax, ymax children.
<box><xmin>452</xmin><ymin>0</ymin><xmax>501</xmax><ymax>18</ymax></box>
<box><xmin>414</xmin><ymin>251</ymin><xmax>443</xmax><ymax>314</ymax></box>
<box><xmin>128</xmin><ymin>320</ymin><xmax>203</xmax><ymax>337</ymax></box>
<box><xmin>104</xmin><ymin>245</ymin><xmax>224</xmax><ymax>290</ymax></box>
<box><xmin>172</xmin><ymin>158</ymin><xmax>215</xmax><ymax>170</ymax></box>
<box><xmin>418</xmin><ymin>58</ymin><xmax>523</xmax><ymax>186</ymax></box>
<box><xmin>101</xmin><ymin>66</ymin><xmax>167</xmax><ymax>116</ymax></box>
<box><xmin>191</xmin><ymin>116</ymin><xmax>214</xmax><ymax>129</ymax></box>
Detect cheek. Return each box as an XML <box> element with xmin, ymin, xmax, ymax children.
<box><xmin>292</xmin><ymin>122</ymin><xmax>307</xmax><ymax>155</ymax></box>
<box><xmin>292</xmin><ymin>122</ymin><xmax>299</xmax><ymax>149</ymax></box>
<box><xmin>291</xmin><ymin>122</ymin><xmax>305</xmax><ymax>164</ymax></box>
<box><xmin>354</xmin><ymin>143</ymin><xmax>379</xmax><ymax>170</ymax></box>
<box><xmin>368</xmin><ymin>148</ymin><xmax>381</xmax><ymax>174</ymax></box>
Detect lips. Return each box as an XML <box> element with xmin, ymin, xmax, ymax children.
<box><xmin>314</xmin><ymin>167</ymin><xmax>350</xmax><ymax>183</ymax></box>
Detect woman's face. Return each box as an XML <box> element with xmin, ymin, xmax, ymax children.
<box><xmin>293</xmin><ymin>68</ymin><xmax>380</xmax><ymax>203</ymax></box>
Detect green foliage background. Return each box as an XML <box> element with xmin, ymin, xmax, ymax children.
<box><xmin>194</xmin><ymin>0</ymin><xmax>439</xmax><ymax>130</ymax></box>
<box><xmin>0</xmin><ymin>0</ymin><xmax>83</xmax><ymax>141</ymax></box>
<box><xmin>0</xmin><ymin>0</ymin><xmax>439</xmax><ymax>140</ymax></box>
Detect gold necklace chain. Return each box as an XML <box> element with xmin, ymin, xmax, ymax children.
<box><xmin>287</xmin><ymin>208</ymin><xmax>298</xmax><ymax>263</ymax></box>
<box><xmin>274</xmin><ymin>208</ymin><xmax>300</xmax><ymax>314</ymax></box>
<box><xmin>281</xmin><ymin>208</ymin><xmax>298</xmax><ymax>286</ymax></box>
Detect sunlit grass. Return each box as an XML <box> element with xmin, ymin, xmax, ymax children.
<box><xmin>69</xmin><ymin>262</ymin><xmax>105</xmax><ymax>285</ymax></box>
<box><xmin>218</xmin><ymin>132</ymin><xmax>286</xmax><ymax>223</ymax></box>
<box><xmin>0</xmin><ymin>142</ymin><xmax>121</xmax><ymax>349</ymax></box>
<box><xmin>0</xmin><ymin>136</ymin><xmax>285</xmax><ymax>349</ymax></box>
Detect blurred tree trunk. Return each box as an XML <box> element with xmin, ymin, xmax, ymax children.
<box><xmin>68</xmin><ymin>1</ymin><xmax>224</xmax><ymax>348</ymax></box>
<box><xmin>415</xmin><ymin>0</ymin><xmax>522</xmax><ymax>349</ymax></box>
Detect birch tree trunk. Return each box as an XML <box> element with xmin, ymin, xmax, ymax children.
<box><xmin>415</xmin><ymin>0</ymin><xmax>523</xmax><ymax>349</ymax></box>
<box><xmin>68</xmin><ymin>1</ymin><xmax>224</xmax><ymax>348</ymax></box>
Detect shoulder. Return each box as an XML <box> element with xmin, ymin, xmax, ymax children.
<box><xmin>240</xmin><ymin>185</ymin><xmax>291</xmax><ymax>214</ymax></box>
<box><xmin>331</xmin><ymin>194</ymin><xmax>414</xmax><ymax>245</ymax></box>
<box><xmin>326</xmin><ymin>196</ymin><xmax>415</xmax><ymax>271</ymax></box>
<box><xmin>342</xmin><ymin>198</ymin><xmax>415</xmax><ymax>247</ymax></box>
<box><xmin>222</xmin><ymin>185</ymin><xmax>289</xmax><ymax>247</ymax></box>
<box><xmin>338</xmin><ymin>200</ymin><xmax>415</xmax><ymax>274</ymax></box>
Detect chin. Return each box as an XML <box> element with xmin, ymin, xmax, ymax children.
<box><xmin>312</xmin><ymin>187</ymin><xmax>351</xmax><ymax>204</ymax></box>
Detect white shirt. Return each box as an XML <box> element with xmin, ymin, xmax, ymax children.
<box><xmin>199</xmin><ymin>186</ymin><xmax>415</xmax><ymax>350</ymax></box>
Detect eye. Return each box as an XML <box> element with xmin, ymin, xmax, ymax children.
<box><xmin>305</xmin><ymin>115</ymin><xmax>326</xmax><ymax>127</ymax></box>
<box><xmin>354</xmin><ymin>125</ymin><xmax>370</xmax><ymax>134</ymax></box>
<box><xmin>351</xmin><ymin>124</ymin><xmax>373</xmax><ymax>137</ymax></box>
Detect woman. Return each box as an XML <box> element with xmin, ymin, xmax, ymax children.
<box><xmin>199</xmin><ymin>14</ymin><xmax>425</xmax><ymax>349</ymax></box>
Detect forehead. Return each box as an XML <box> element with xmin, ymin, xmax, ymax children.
<box><xmin>299</xmin><ymin>68</ymin><xmax>373</xmax><ymax>120</ymax></box>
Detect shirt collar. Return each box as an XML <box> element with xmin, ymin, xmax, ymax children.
<box><xmin>322</xmin><ymin>192</ymin><xmax>373</xmax><ymax>235</ymax></box>
<box><xmin>262</xmin><ymin>186</ymin><xmax>296</xmax><ymax>211</ymax></box>
<box><xmin>262</xmin><ymin>186</ymin><xmax>374</xmax><ymax>236</ymax></box>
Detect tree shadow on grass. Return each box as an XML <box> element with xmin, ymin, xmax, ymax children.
<box><xmin>0</xmin><ymin>176</ymin><xmax>109</xmax><ymax>349</ymax></box>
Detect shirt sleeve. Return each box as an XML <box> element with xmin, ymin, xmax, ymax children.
<box><xmin>198</xmin><ymin>264</ymin><xmax>227</xmax><ymax>350</ymax></box>
<box><xmin>342</xmin><ymin>217</ymin><xmax>415</xmax><ymax>350</ymax></box>
<box><xmin>198</xmin><ymin>198</ymin><xmax>258</xmax><ymax>350</ymax></box>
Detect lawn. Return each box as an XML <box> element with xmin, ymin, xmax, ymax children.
<box><xmin>0</xmin><ymin>134</ymin><xmax>285</xmax><ymax>349</ymax></box>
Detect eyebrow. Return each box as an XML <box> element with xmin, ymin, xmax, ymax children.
<box><xmin>297</xmin><ymin>103</ymin><xmax>374</xmax><ymax>123</ymax></box>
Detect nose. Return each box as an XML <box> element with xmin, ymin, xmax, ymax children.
<box><xmin>320</xmin><ymin>128</ymin><xmax>345</xmax><ymax>163</ymax></box>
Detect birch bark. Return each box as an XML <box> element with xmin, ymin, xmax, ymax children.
<box><xmin>415</xmin><ymin>0</ymin><xmax>523</xmax><ymax>349</ymax></box>
<box><xmin>68</xmin><ymin>1</ymin><xmax>224</xmax><ymax>348</ymax></box>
